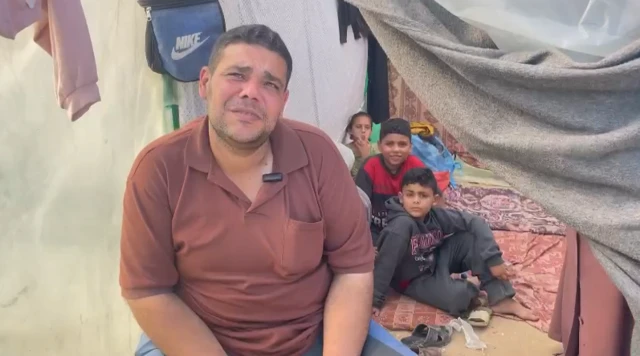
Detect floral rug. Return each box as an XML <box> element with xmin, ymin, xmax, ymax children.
<box><xmin>373</xmin><ymin>231</ymin><xmax>566</xmax><ymax>333</ymax></box>
<box><xmin>444</xmin><ymin>186</ymin><xmax>566</xmax><ymax>236</ymax></box>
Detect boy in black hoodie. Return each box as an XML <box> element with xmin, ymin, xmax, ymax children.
<box><xmin>372</xmin><ymin>168</ymin><xmax>537</xmax><ymax>321</ymax></box>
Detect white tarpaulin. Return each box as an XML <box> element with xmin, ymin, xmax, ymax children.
<box><xmin>0</xmin><ymin>1</ymin><xmax>160</xmax><ymax>354</ymax></box>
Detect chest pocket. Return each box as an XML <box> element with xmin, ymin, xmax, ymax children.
<box><xmin>280</xmin><ymin>218</ymin><xmax>325</xmax><ymax>276</ymax></box>
<box><xmin>279</xmin><ymin>168</ymin><xmax>325</xmax><ymax>276</ymax></box>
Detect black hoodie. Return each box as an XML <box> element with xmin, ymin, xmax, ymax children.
<box><xmin>372</xmin><ymin>196</ymin><xmax>504</xmax><ymax>309</ymax></box>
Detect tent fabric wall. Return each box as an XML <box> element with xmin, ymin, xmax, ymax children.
<box><xmin>0</xmin><ymin>2</ymin><xmax>162</xmax><ymax>354</ymax></box>
<box><xmin>348</xmin><ymin>0</ymin><xmax>640</xmax><ymax>352</ymax></box>
<box><xmin>176</xmin><ymin>81</ymin><xmax>207</xmax><ymax>126</ymax></box>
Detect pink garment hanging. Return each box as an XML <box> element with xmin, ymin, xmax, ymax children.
<box><xmin>0</xmin><ymin>0</ymin><xmax>100</xmax><ymax>121</ymax></box>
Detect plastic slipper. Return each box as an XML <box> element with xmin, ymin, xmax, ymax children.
<box><xmin>467</xmin><ymin>306</ymin><xmax>492</xmax><ymax>327</ymax></box>
<box><xmin>400</xmin><ymin>324</ymin><xmax>452</xmax><ymax>353</ymax></box>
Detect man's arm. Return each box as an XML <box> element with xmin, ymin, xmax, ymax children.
<box><xmin>127</xmin><ymin>294</ymin><xmax>227</xmax><ymax>356</ymax></box>
<box><xmin>120</xmin><ymin>151</ymin><xmax>226</xmax><ymax>356</ymax></box>
<box><xmin>323</xmin><ymin>272</ymin><xmax>373</xmax><ymax>356</ymax></box>
<box><xmin>317</xmin><ymin>140</ymin><xmax>377</xmax><ymax>355</ymax></box>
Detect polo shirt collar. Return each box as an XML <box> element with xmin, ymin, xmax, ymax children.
<box><xmin>185</xmin><ymin>116</ymin><xmax>308</xmax><ymax>174</ymax></box>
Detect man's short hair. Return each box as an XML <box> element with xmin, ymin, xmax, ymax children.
<box><xmin>380</xmin><ymin>118</ymin><xmax>411</xmax><ymax>141</ymax></box>
<box><xmin>401</xmin><ymin>167</ymin><xmax>441</xmax><ymax>195</ymax></box>
<box><xmin>208</xmin><ymin>24</ymin><xmax>293</xmax><ymax>87</ymax></box>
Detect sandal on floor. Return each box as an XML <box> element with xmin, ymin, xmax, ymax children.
<box><xmin>400</xmin><ymin>324</ymin><xmax>452</xmax><ymax>352</ymax></box>
<box><xmin>467</xmin><ymin>306</ymin><xmax>493</xmax><ymax>327</ymax></box>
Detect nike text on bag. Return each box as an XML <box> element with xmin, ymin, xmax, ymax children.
<box><xmin>139</xmin><ymin>0</ymin><xmax>225</xmax><ymax>82</ymax></box>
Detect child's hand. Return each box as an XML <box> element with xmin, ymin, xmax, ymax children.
<box><xmin>354</xmin><ymin>138</ymin><xmax>371</xmax><ymax>158</ymax></box>
<box><xmin>489</xmin><ymin>263</ymin><xmax>511</xmax><ymax>281</ymax></box>
<box><xmin>372</xmin><ymin>307</ymin><xmax>381</xmax><ymax>317</ymax></box>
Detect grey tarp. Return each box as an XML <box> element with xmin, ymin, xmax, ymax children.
<box><xmin>347</xmin><ymin>0</ymin><xmax>640</xmax><ymax>352</ymax></box>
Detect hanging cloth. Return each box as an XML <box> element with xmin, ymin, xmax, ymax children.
<box><xmin>366</xmin><ymin>35</ymin><xmax>390</xmax><ymax>124</ymax></box>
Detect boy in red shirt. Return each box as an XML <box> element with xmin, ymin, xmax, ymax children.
<box><xmin>356</xmin><ymin>118</ymin><xmax>424</xmax><ymax>243</ymax></box>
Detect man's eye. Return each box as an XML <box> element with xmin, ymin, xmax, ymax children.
<box><xmin>266</xmin><ymin>82</ymin><xmax>279</xmax><ymax>90</ymax></box>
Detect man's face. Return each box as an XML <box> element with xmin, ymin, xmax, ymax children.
<box><xmin>378</xmin><ymin>133</ymin><xmax>411</xmax><ymax>170</ymax></box>
<box><xmin>399</xmin><ymin>183</ymin><xmax>435</xmax><ymax>219</ymax></box>
<box><xmin>199</xmin><ymin>43</ymin><xmax>289</xmax><ymax>149</ymax></box>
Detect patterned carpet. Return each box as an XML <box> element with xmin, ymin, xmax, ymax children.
<box><xmin>373</xmin><ymin>231</ymin><xmax>565</xmax><ymax>333</ymax></box>
<box><xmin>444</xmin><ymin>186</ymin><xmax>566</xmax><ymax>236</ymax></box>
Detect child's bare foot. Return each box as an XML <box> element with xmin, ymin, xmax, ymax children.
<box><xmin>492</xmin><ymin>298</ymin><xmax>539</xmax><ymax>321</ymax></box>
<box><xmin>489</xmin><ymin>263</ymin><xmax>511</xmax><ymax>280</ymax></box>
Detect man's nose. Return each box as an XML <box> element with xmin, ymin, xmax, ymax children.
<box><xmin>238</xmin><ymin>78</ymin><xmax>261</xmax><ymax>100</ymax></box>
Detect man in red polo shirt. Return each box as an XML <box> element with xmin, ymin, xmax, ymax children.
<box><xmin>120</xmin><ymin>25</ymin><xmax>414</xmax><ymax>356</ymax></box>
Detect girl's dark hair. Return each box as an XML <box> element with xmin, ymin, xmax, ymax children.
<box><xmin>345</xmin><ymin>111</ymin><xmax>373</xmax><ymax>132</ymax></box>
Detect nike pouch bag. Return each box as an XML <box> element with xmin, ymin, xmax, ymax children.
<box><xmin>139</xmin><ymin>0</ymin><xmax>225</xmax><ymax>82</ymax></box>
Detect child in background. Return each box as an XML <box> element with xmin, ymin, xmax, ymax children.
<box><xmin>356</xmin><ymin>118</ymin><xmax>424</xmax><ymax>243</ymax></box>
<box><xmin>372</xmin><ymin>167</ymin><xmax>538</xmax><ymax>322</ymax></box>
<box><xmin>345</xmin><ymin>112</ymin><xmax>379</xmax><ymax>177</ymax></box>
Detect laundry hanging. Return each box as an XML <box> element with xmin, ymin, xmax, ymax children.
<box><xmin>366</xmin><ymin>35</ymin><xmax>390</xmax><ymax>125</ymax></box>
<box><xmin>0</xmin><ymin>0</ymin><xmax>100</xmax><ymax>121</ymax></box>
<box><xmin>337</xmin><ymin>0</ymin><xmax>369</xmax><ymax>45</ymax></box>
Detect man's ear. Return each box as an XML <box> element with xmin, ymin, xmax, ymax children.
<box><xmin>398</xmin><ymin>192</ymin><xmax>404</xmax><ymax>204</ymax></box>
<box><xmin>198</xmin><ymin>67</ymin><xmax>211</xmax><ymax>99</ymax></box>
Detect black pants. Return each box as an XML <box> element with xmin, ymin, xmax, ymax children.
<box><xmin>402</xmin><ymin>232</ymin><xmax>515</xmax><ymax>317</ymax></box>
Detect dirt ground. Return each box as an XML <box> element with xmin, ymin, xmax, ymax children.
<box><xmin>391</xmin><ymin>317</ymin><xmax>563</xmax><ymax>356</ymax></box>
